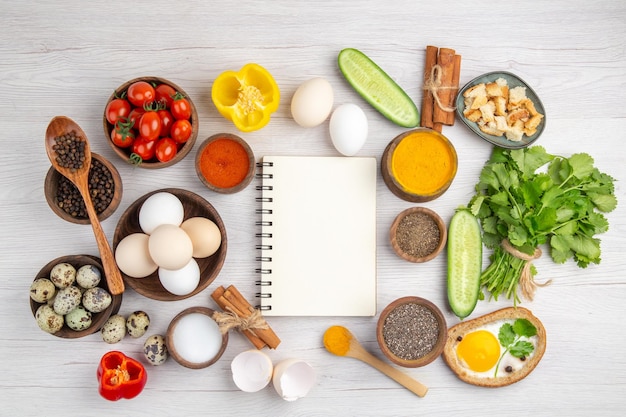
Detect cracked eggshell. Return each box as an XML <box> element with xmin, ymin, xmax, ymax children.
<box><xmin>231</xmin><ymin>350</ymin><xmax>274</xmax><ymax>393</ymax></box>
<box><xmin>272</xmin><ymin>358</ymin><xmax>316</xmax><ymax>401</ymax></box>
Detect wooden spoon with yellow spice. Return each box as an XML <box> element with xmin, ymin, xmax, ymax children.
<box><xmin>323</xmin><ymin>325</ymin><xmax>428</xmax><ymax>397</ymax></box>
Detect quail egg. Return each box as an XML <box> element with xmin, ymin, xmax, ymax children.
<box><xmin>53</xmin><ymin>285</ymin><xmax>82</xmax><ymax>315</ymax></box>
<box><xmin>35</xmin><ymin>304</ymin><xmax>64</xmax><ymax>334</ymax></box>
<box><xmin>82</xmin><ymin>287</ymin><xmax>112</xmax><ymax>313</ymax></box>
<box><xmin>50</xmin><ymin>262</ymin><xmax>76</xmax><ymax>288</ymax></box>
<box><xmin>65</xmin><ymin>305</ymin><xmax>93</xmax><ymax>331</ymax></box>
<box><xmin>76</xmin><ymin>264</ymin><xmax>102</xmax><ymax>289</ymax></box>
<box><xmin>143</xmin><ymin>334</ymin><xmax>168</xmax><ymax>365</ymax></box>
<box><xmin>30</xmin><ymin>278</ymin><xmax>57</xmax><ymax>303</ymax></box>
<box><xmin>126</xmin><ymin>311</ymin><xmax>150</xmax><ymax>338</ymax></box>
<box><xmin>101</xmin><ymin>314</ymin><xmax>126</xmax><ymax>344</ymax></box>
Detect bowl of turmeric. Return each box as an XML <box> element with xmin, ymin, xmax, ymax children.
<box><xmin>195</xmin><ymin>133</ymin><xmax>255</xmax><ymax>194</ymax></box>
<box><xmin>381</xmin><ymin>128</ymin><xmax>458</xmax><ymax>202</ymax></box>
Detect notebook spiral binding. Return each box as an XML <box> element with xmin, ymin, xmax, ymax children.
<box><xmin>255</xmin><ymin>161</ymin><xmax>274</xmax><ymax>310</ymax></box>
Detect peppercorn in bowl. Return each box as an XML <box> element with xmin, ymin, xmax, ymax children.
<box><xmin>44</xmin><ymin>152</ymin><xmax>122</xmax><ymax>224</ymax></box>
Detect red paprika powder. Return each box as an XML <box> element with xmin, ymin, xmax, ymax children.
<box><xmin>199</xmin><ymin>137</ymin><xmax>250</xmax><ymax>188</ymax></box>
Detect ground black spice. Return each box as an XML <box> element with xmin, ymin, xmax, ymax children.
<box><xmin>56</xmin><ymin>158</ymin><xmax>114</xmax><ymax>218</ymax></box>
<box><xmin>395</xmin><ymin>212</ymin><xmax>440</xmax><ymax>258</ymax></box>
<box><xmin>382</xmin><ymin>303</ymin><xmax>439</xmax><ymax>360</ymax></box>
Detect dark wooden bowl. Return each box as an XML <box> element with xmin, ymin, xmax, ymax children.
<box><xmin>30</xmin><ymin>254</ymin><xmax>123</xmax><ymax>339</ymax></box>
<box><xmin>195</xmin><ymin>133</ymin><xmax>255</xmax><ymax>194</ymax></box>
<box><xmin>103</xmin><ymin>76</ymin><xmax>198</xmax><ymax>169</ymax></box>
<box><xmin>166</xmin><ymin>306</ymin><xmax>228</xmax><ymax>369</ymax></box>
<box><xmin>113</xmin><ymin>188</ymin><xmax>227</xmax><ymax>301</ymax></box>
<box><xmin>389</xmin><ymin>206</ymin><xmax>447</xmax><ymax>263</ymax></box>
<box><xmin>381</xmin><ymin>128</ymin><xmax>458</xmax><ymax>202</ymax></box>
<box><xmin>376</xmin><ymin>296</ymin><xmax>447</xmax><ymax>368</ymax></box>
<box><xmin>44</xmin><ymin>153</ymin><xmax>123</xmax><ymax>225</ymax></box>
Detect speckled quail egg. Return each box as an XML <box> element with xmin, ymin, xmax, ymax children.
<box><xmin>53</xmin><ymin>285</ymin><xmax>82</xmax><ymax>315</ymax></box>
<box><xmin>126</xmin><ymin>311</ymin><xmax>150</xmax><ymax>338</ymax></box>
<box><xmin>30</xmin><ymin>278</ymin><xmax>57</xmax><ymax>303</ymax></box>
<box><xmin>35</xmin><ymin>304</ymin><xmax>64</xmax><ymax>334</ymax></box>
<box><xmin>76</xmin><ymin>264</ymin><xmax>102</xmax><ymax>289</ymax></box>
<box><xmin>82</xmin><ymin>287</ymin><xmax>112</xmax><ymax>313</ymax></box>
<box><xmin>101</xmin><ymin>314</ymin><xmax>126</xmax><ymax>344</ymax></box>
<box><xmin>65</xmin><ymin>305</ymin><xmax>93</xmax><ymax>331</ymax></box>
<box><xmin>143</xmin><ymin>334</ymin><xmax>168</xmax><ymax>365</ymax></box>
<box><xmin>50</xmin><ymin>262</ymin><xmax>76</xmax><ymax>288</ymax></box>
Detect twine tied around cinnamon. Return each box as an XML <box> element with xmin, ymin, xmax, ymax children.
<box><xmin>501</xmin><ymin>239</ymin><xmax>551</xmax><ymax>301</ymax></box>
<box><xmin>422</xmin><ymin>64</ymin><xmax>457</xmax><ymax>113</ymax></box>
<box><xmin>213</xmin><ymin>306</ymin><xmax>269</xmax><ymax>336</ymax></box>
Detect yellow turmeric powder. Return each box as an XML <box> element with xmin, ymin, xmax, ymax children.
<box><xmin>323</xmin><ymin>325</ymin><xmax>352</xmax><ymax>356</ymax></box>
<box><xmin>391</xmin><ymin>130</ymin><xmax>457</xmax><ymax>195</ymax></box>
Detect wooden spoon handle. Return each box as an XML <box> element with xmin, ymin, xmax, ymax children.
<box><xmin>351</xmin><ymin>347</ymin><xmax>428</xmax><ymax>397</ymax></box>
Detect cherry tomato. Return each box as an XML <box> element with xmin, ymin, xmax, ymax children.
<box><xmin>128</xmin><ymin>107</ymin><xmax>145</xmax><ymax>127</ymax></box>
<box><xmin>131</xmin><ymin>136</ymin><xmax>156</xmax><ymax>162</ymax></box>
<box><xmin>155</xmin><ymin>137</ymin><xmax>178</xmax><ymax>163</ymax></box>
<box><xmin>138</xmin><ymin>111</ymin><xmax>161</xmax><ymax>141</ymax></box>
<box><xmin>171</xmin><ymin>119</ymin><xmax>192</xmax><ymax>144</ymax></box>
<box><xmin>127</xmin><ymin>81</ymin><xmax>155</xmax><ymax>107</ymax></box>
<box><xmin>157</xmin><ymin>109</ymin><xmax>174</xmax><ymax>137</ymax></box>
<box><xmin>171</xmin><ymin>94</ymin><xmax>192</xmax><ymax>120</ymax></box>
<box><xmin>155</xmin><ymin>84</ymin><xmax>176</xmax><ymax>109</ymax></box>
<box><xmin>110</xmin><ymin>123</ymin><xmax>135</xmax><ymax>148</ymax></box>
<box><xmin>105</xmin><ymin>98</ymin><xmax>131</xmax><ymax>125</ymax></box>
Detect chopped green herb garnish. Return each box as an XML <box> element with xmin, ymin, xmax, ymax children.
<box><xmin>495</xmin><ymin>319</ymin><xmax>537</xmax><ymax>377</ymax></box>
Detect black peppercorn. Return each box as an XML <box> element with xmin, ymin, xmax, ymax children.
<box><xmin>505</xmin><ymin>365</ymin><xmax>513</xmax><ymax>373</ymax></box>
<box><xmin>56</xmin><ymin>158</ymin><xmax>115</xmax><ymax>218</ymax></box>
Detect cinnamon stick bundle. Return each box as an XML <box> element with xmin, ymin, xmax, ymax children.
<box><xmin>420</xmin><ymin>45</ymin><xmax>438</xmax><ymax>130</ymax></box>
<box><xmin>420</xmin><ymin>46</ymin><xmax>462</xmax><ymax>131</ymax></box>
<box><xmin>211</xmin><ymin>285</ymin><xmax>281</xmax><ymax>349</ymax></box>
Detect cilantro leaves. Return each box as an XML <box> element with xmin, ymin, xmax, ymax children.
<box><xmin>494</xmin><ymin>318</ymin><xmax>537</xmax><ymax>377</ymax></box>
<box><xmin>469</xmin><ymin>146</ymin><xmax>617</xmax><ymax>303</ymax></box>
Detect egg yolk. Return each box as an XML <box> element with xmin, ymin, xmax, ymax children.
<box><xmin>456</xmin><ymin>330</ymin><xmax>501</xmax><ymax>372</ymax></box>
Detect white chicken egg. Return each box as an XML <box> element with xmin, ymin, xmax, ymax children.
<box><xmin>231</xmin><ymin>350</ymin><xmax>274</xmax><ymax>393</ymax></box>
<box><xmin>148</xmin><ymin>224</ymin><xmax>193</xmax><ymax>270</ymax></box>
<box><xmin>158</xmin><ymin>258</ymin><xmax>200</xmax><ymax>296</ymax></box>
<box><xmin>329</xmin><ymin>103</ymin><xmax>368</xmax><ymax>156</ymax></box>
<box><xmin>180</xmin><ymin>217</ymin><xmax>222</xmax><ymax>258</ymax></box>
<box><xmin>290</xmin><ymin>77</ymin><xmax>334</xmax><ymax>128</ymax></box>
<box><xmin>115</xmin><ymin>233</ymin><xmax>158</xmax><ymax>278</ymax></box>
<box><xmin>139</xmin><ymin>192</ymin><xmax>185</xmax><ymax>234</ymax></box>
<box><xmin>272</xmin><ymin>358</ymin><xmax>316</xmax><ymax>401</ymax></box>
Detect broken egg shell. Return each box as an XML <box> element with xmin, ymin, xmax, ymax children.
<box><xmin>272</xmin><ymin>358</ymin><xmax>316</xmax><ymax>401</ymax></box>
<box><xmin>231</xmin><ymin>350</ymin><xmax>274</xmax><ymax>393</ymax></box>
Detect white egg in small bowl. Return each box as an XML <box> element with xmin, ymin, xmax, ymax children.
<box><xmin>113</xmin><ymin>188</ymin><xmax>227</xmax><ymax>301</ymax></box>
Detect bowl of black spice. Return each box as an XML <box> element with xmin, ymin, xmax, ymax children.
<box><xmin>44</xmin><ymin>153</ymin><xmax>122</xmax><ymax>224</ymax></box>
<box><xmin>377</xmin><ymin>296</ymin><xmax>447</xmax><ymax>368</ymax></box>
<box><xmin>389</xmin><ymin>206</ymin><xmax>447</xmax><ymax>263</ymax></box>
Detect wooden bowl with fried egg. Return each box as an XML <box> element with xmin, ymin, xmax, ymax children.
<box><xmin>442</xmin><ymin>307</ymin><xmax>546</xmax><ymax>387</ymax></box>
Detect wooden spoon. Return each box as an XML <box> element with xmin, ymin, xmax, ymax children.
<box><xmin>323</xmin><ymin>325</ymin><xmax>428</xmax><ymax>397</ymax></box>
<box><xmin>45</xmin><ymin>116</ymin><xmax>124</xmax><ymax>295</ymax></box>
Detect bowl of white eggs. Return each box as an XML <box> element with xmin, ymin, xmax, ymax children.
<box><xmin>112</xmin><ymin>188</ymin><xmax>227</xmax><ymax>301</ymax></box>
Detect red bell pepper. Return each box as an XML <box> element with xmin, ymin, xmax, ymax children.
<box><xmin>97</xmin><ymin>351</ymin><xmax>147</xmax><ymax>401</ymax></box>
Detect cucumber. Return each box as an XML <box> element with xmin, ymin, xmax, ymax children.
<box><xmin>338</xmin><ymin>48</ymin><xmax>420</xmax><ymax>128</ymax></box>
<box><xmin>447</xmin><ymin>209</ymin><xmax>483</xmax><ymax>319</ymax></box>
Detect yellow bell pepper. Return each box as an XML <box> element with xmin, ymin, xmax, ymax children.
<box><xmin>211</xmin><ymin>63</ymin><xmax>280</xmax><ymax>132</ymax></box>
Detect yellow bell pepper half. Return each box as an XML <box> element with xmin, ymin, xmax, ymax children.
<box><xmin>211</xmin><ymin>63</ymin><xmax>280</xmax><ymax>132</ymax></box>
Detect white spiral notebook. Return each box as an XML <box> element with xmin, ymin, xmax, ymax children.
<box><xmin>255</xmin><ymin>156</ymin><xmax>377</xmax><ymax>316</ymax></box>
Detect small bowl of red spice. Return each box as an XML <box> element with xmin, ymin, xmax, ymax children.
<box><xmin>195</xmin><ymin>133</ymin><xmax>255</xmax><ymax>194</ymax></box>
<box><xmin>390</xmin><ymin>206</ymin><xmax>447</xmax><ymax>263</ymax></box>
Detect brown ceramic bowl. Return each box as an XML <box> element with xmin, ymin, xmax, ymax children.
<box><xmin>382</xmin><ymin>128</ymin><xmax>458</xmax><ymax>202</ymax></box>
<box><xmin>30</xmin><ymin>254</ymin><xmax>123</xmax><ymax>339</ymax></box>
<box><xmin>44</xmin><ymin>153</ymin><xmax>123</xmax><ymax>224</ymax></box>
<box><xmin>390</xmin><ymin>207</ymin><xmax>447</xmax><ymax>263</ymax></box>
<box><xmin>103</xmin><ymin>76</ymin><xmax>198</xmax><ymax>169</ymax></box>
<box><xmin>113</xmin><ymin>188</ymin><xmax>227</xmax><ymax>301</ymax></box>
<box><xmin>376</xmin><ymin>296</ymin><xmax>447</xmax><ymax>368</ymax></box>
<box><xmin>166</xmin><ymin>306</ymin><xmax>228</xmax><ymax>369</ymax></box>
<box><xmin>195</xmin><ymin>133</ymin><xmax>255</xmax><ymax>194</ymax></box>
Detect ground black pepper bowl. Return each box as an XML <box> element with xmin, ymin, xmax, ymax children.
<box><xmin>44</xmin><ymin>152</ymin><xmax>123</xmax><ymax>225</ymax></box>
<box><xmin>376</xmin><ymin>296</ymin><xmax>447</xmax><ymax>368</ymax></box>
<box><xmin>389</xmin><ymin>207</ymin><xmax>447</xmax><ymax>263</ymax></box>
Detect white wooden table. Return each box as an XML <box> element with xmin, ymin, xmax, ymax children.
<box><xmin>1</xmin><ymin>1</ymin><xmax>625</xmax><ymax>416</ymax></box>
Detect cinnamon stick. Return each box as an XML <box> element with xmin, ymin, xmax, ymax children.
<box><xmin>211</xmin><ymin>286</ymin><xmax>266</xmax><ymax>349</ymax></box>
<box><xmin>446</xmin><ymin>54</ymin><xmax>462</xmax><ymax>126</ymax></box>
<box><xmin>420</xmin><ymin>45</ymin><xmax>438</xmax><ymax>129</ymax></box>
<box><xmin>432</xmin><ymin>47</ymin><xmax>456</xmax><ymax>125</ymax></box>
<box><xmin>224</xmin><ymin>286</ymin><xmax>281</xmax><ymax>349</ymax></box>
